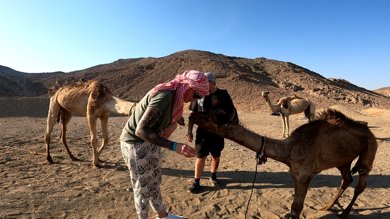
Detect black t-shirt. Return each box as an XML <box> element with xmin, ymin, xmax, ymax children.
<box><xmin>189</xmin><ymin>88</ymin><xmax>238</xmax><ymax>145</ymax></box>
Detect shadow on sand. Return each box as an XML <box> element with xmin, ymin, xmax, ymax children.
<box><xmin>161</xmin><ymin>168</ymin><xmax>390</xmax><ymax>190</ymax></box>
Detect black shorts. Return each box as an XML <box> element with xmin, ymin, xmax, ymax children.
<box><xmin>195</xmin><ymin>128</ymin><xmax>224</xmax><ymax>158</ymax></box>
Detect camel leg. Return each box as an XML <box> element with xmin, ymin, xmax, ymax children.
<box><xmin>321</xmin><ymin>164</ymin><xmax>353</xmax><ymax>210</ymax></box>
<box><xmin>339</xmin><ymin>173</ymin><xmax>368</xmax><ymax>219</ymax></box>
<box><xmin>60</xmin><ymin>110</ymin><xmax>79</xmax><ymax>161</ymax></box>
<box><xmin>87</xmin><ymin>113</ymin><xmax>100</xmax><ymax>168</ymax></box>
<box><xmin>281</xmin><ymin>115</ymin><xmax>287</xmax><ymax>138</ymax></box>
<box><xmin>304</xmin><ymin>107</ymin><xmax>311</xmax><ymax>122</ymax></box>
<box><xmin>281</xmin><ymin>115</ymin><xmax>290</xmax><ymax>138</ymax></box>
<box><xmin>287</xmin><ymin>172</ymin><xmax>313</xmax><ymax>219</ymax></box>
<box><xmin>287</xmin><ymin>170</ymin><xmax>314</xmax><ymax>219</ymax></box>
<box><xmin>44</xmin><ymin>96</ymin><xmax>60</xmax><ymax>164</ymax></box>
<box><xmin>97</xmin><ymin>116</ymin><xmax>109</xmax><ymax>157</ymax></box>
<box><xmin>285</xmin><ymin>115</ymin><xmax>290</xmax><ymax>137</ymax></box>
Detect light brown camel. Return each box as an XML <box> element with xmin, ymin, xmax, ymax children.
<box><xmin>44</xmin><ymin>80</ymin><xmax>136</xmax><ymax>168</ymax></box>
<box><xmin>261</xmin><ymin>91</ymin><xmax>315</xmax><ymax>138</ymax></box>
<box><xmin>189</xmin><ymin>108</ymin><xmax>377</xmax><ymax>219</ymax></box>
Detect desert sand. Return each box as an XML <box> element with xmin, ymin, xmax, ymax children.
<box><xmin>1</xmin><ymin>105</ymin><xmax>389</xmax><ymax>219</ymax></box>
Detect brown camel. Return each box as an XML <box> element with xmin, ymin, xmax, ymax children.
<box><xmin>261</xmin><ymin>91</ymin><xmax>315</xmax><ymax>138</ymax></box>
<box><xmin>189</xmin><ymin>108</ymin><xmax>377</xmax><ymax>219</ymax></box>
<box><xmin>44</xmin><ymin>80</ymin><xmax>136</xmax><ymax>167</ymax></box>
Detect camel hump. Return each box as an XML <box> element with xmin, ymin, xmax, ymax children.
<box><xmin>317</xmin><ymin>108</ymin><xmax>368</xmax><ymax>127</ymax></box>
<box><xmin>291</xmin><ymin>94</ymin><xmax>302</xmax><ymax>99</ymax></box>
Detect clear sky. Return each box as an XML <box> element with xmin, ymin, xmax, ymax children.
<box><xmin>1</xmin><ymin>0</ymin><xmax>389</xmax><ymax>90</ymax></box>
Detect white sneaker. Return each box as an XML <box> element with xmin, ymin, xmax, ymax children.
<box><xmin>156</xmin><ymin>212</ymin><xmax>184</xmax><ymax>219</ymax></box>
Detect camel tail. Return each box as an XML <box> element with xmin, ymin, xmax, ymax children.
<box><xmin>304</xmin><ymin>99</ymin><xmax>315</xmax><ymax>121</ymax></box>
<box><xmin>351</xmin><ymin>135</ymin><xmax>378</xmax><ymax>175</ymax></box>
<box><xmin>105</xmin><ymin>96</ymin><xmax>136</xmax><ymax>116</ymax></box>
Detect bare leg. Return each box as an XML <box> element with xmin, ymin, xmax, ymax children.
<box><xmin>210</xmin><ymin>156</ymin><xmax>220</xmax><ymax>173</ymax></box>
<box><xmin>321</xmin><ymin>164</ymin><xmax>352</xmax><ymax>210</ymax></box>
<box><xmin>44</xmin><ymin>96</ymin><xmax>60</xmax><ymax>164</ymax></box>
<box><xmin>195</xmin><ymin>157</ymin><xmax>207</xmax><ymax>180</ymax></box>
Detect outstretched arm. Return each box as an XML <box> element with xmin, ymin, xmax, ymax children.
<box><xmin>135</xmin><ymin>106</ymin><xmax>195</xmax><ymax>157</ymax></box>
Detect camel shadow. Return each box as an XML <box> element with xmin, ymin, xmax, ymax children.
<box><xmin>162</xmin><ymin>168</ymin><xmax>390</xmax><ymax>218</ymax></box>
<box><xmin>51</xmin><ymin>157</ymin><xmax>129</xmax><ymax>171</ymax></box>
<box><xmin>323</xmin><ymin>206</ymin><xmax>390</xmax><ymax>219</ymax></box>
<box><xmin>161</xmin><ymin>168</ymin><xmax>390</xmax><ymax>190</ymax></box>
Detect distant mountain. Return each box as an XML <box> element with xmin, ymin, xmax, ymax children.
<box><xmin>1</xmin><ymin>50</ymin><xmax>389</xmax><ymax>110</ymax></box>
<box><xmin>374</xmin><ymin>87</ymin><xmax>390</xmax><ymax>97</ymax></box>
<box><xmin>0</xmin><ymin>65</ymin><xmax>63</xmax><ymax>97</ymax></box>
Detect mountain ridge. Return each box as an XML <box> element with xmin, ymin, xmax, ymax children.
<box><xmin>1</xmin><ymin>50</ymin><xmax>389</xmax><ymax>111</ymax></box>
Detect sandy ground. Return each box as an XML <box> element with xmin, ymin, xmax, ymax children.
<box><xmin>0</xmin><ymin>106</ymin><xmax>389</xmax><ymax>219</ymax></box>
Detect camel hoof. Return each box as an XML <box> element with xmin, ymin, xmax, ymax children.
<box><xmin>285</xmin><ymin>214</ymin><xmax>300</xmax><ymax>219</ymax></box>
<box><xmin>338</xmin><ymin>210</ymin><xmax>351</xmax><ymax>219</ymax></box>
<box><xmin>70</xmin><ymin>156</ymin><xmax>80</xmax><ymax>161</ymax></box>
<box><xmin>93</xmin><ymin>163</ymin><xmax>102</xmax><ymax>169</ymax></box>
<box><xmin>47</xmin><ymin>156</ymin><xmax>54</xmax><ymax>164</ymax></box>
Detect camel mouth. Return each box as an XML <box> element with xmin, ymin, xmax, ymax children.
<box><xmin>189</xmin><ymin>109</ymin><xmax>236</xmax><ymax>128</ymax></box>
<box><xmin>188</xmin><ymin>112</ymin><xmax>203</xmax><ymax>124</ymax></box>
<box><xmin>189</xmin><ymin>111</ymin><xmax>222</xmax><ymax>133</ymax></box>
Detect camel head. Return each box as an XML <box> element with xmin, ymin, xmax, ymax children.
<box><xmin>189</xmin><ymin>109</ymin><xmax>237</xmax><ymax>134</ymax></box>
<box><xmin>47</xmin><ymin>81</ymin><xmax>62</xmax><ymax>97</ymax></box>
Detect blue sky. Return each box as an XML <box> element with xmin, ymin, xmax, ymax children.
<box><xmin>1</xmin><ymin>1</ymin><xmax>389</xmax><ymax>90</ymax></box>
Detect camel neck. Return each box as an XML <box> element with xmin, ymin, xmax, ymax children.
<box><xmin>106</xmin><ymin>96</ymin><xmax>136</xmax><ymax>115</ymax></box>
<box><xmin>218</xmin><ymin>124</ymin><xmax>291</xmax><ymax>166</ymax></box>
<box><xmin>264</xmin><ymin>96</ymin><xmax>280</xmax><ymax>113</ymax></box>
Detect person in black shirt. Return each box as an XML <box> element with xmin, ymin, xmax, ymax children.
<box><xmin>186</xmin><ymin>72</ymin><xmax>238</xmax><ymax>193</ymax></box>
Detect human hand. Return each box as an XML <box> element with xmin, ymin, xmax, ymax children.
<box><xmin>160</xmin><ymin>123</ymin><xmax>177</xmax><ymax>138</ymax></box>
<box><xmin>176</xmin><ymin>143</ymin><xmax>196</xmax><ymax>157</ymax></box>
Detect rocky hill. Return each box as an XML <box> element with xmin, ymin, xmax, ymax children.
<box><xmin>1</xmin><ymin>50</ymin><xmax>389</xmax><ymax>111</ymax></box>
<box><xmin>374</xmin><ymin>87</ymin><xmax>390</xmax><ymax>97</ymax></box>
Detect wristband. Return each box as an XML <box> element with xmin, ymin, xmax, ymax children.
<box><xmin>171</xmin><ymin>142</ymin><xmax>177</xmax><ymax>151</ymax></box>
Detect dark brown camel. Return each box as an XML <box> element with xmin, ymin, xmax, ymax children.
<box><xmin>44</xmin><ymin>80</ymin><xmax>136</xmax><ymax>167</ymax></box>
<box><xmin>189</xmin><ymin>108</ymin><xmax>377</xmax><ymax>219</ymax></box>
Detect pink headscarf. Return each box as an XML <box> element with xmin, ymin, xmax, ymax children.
<box><xmin>151</xmin><ymin>70</ymin><xmax>209</xmax><ymax>123</ymax></box>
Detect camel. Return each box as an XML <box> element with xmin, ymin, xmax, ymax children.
<box><xmin>44</xmin><ymin>80</ymin><xmax>136</xmax><ymax>168</ymax></box>
<box><xmin>261</xmin><ymin>91</ymin><xmax>315</xmax><ymax>138</ymax></box>
<box><xmin>189</xmin><ymin>108</ymin><xmax>377</xmax><ymax>219</ymax></box>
